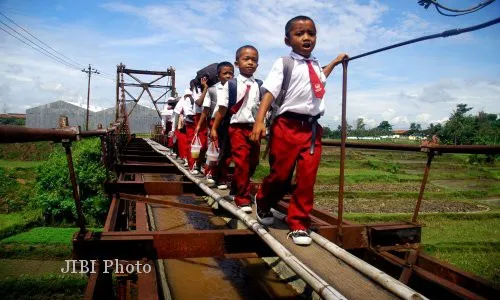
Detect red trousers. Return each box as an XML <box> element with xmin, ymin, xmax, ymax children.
<box><xmin>229</xmin><ymin>124</ymin><xmax>260</xmax><ymax>206</ymax></box>
<box><xmin>185</xmin><ymin>121</ymin><xmax>196</xmax><ymax>169</ymax></box>
<box><xmin>175</xmin><ymin>129</ymin><xmax>187</xmax><ymax>159</ymax></box>
<box><xmin>194</xmin><ymin>113</ymin><xmax>208</xmax><ymax>169</ymax></box>
<box><xmin>256</xmin><ymin>116</ymin><xmax>322</xmax><ymax>231</ymax></box>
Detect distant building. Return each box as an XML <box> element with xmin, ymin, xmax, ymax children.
<box><xmin>26</xmin><ymin>100</ymin><xmax>161</xmax><ymax>133</ymax></box>
<box><xmin>0</xmin><ymin>113</ymin><xmax>26</xmax><ymax>119</ymax></box>
<box><xmin>393</xmin><ymin>129</ymin><xmax>408</xmax><ymax>135</ymax></box>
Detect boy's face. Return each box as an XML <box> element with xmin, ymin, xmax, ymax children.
<box><xmin>218</xmin><ymin>66</ymin><xmax>234</xmax><ymax>84</ymax></box>
<box><xmin>235</xmin><ymin>48</ymin><xmax>258</xmax><ymax>77</ymax></box>
<box><xmin>285</xmin><ymin>19</ymin><xmax>317</xmax><ymax>58</ymax></box>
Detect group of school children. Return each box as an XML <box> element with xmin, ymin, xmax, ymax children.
<box><xmin>163</xmin><ymin>16</ymin><xmax>348</xmax><ymax>246</ymax></box>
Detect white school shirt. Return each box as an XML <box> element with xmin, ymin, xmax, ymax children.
<box><xmin>217</xmin><ymin>74</ymin><xmax>260</xmax><ymax>124</ymax></box>
<box><xmin>162</xmin><ymin>108</ymin><xmax>174</xmax><ymax>123</ymax></box>
<box><xmin>182</xmin><ymin>95</ymin><xmax>196</xmax><ymax>117</ymax></box>
<box><xmin>193</xmin><ymin>90</ymin><xmax>203</xmax><ymax>114</ymax></box>
<box><xmin>173</xmin><ymin>100</ymin><xmax>183</xmax><ymax>115</ymax></box>
<box><xmin>263</xmin><ymin>51</ymin><xmax>326</xmax><ymax>116</ymax></box>
<box><xmin>171</xmin><ymin>100</ymin><xmax>184</xmax><ymax>133</ymax></box>
<box><xmin>203</xmin><ymin>82</ymin><xmax>225</xmax><ymax>119</ymax></box>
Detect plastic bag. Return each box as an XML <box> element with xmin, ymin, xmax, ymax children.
<box><xmin>191</xmin><ymin>135</ymin><xmax>201</xmax><ymax>158</ymax></box>
<box><xmin>206</xmin><ymin>140</ymin><xmax>219</xmax><ymax>162</ymax></box>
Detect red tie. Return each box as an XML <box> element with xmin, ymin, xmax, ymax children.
<box><xmin>306</xmin><ymin>60</ymin><xmax>325</xmax><ymax>99</ymax></box>
<box><xmin>230</xmin><ymin>84</ymin><xmax>251</xmax><ymax>114</ymax></box>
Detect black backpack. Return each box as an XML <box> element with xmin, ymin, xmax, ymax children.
<box><xmin>195</xmin><ymin>63</ymin><xmax>219</xmax><ymax>87</ymax></box>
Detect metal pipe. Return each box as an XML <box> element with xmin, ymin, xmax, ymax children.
<box><xmin>337</xmin><ymin>60</ymin><xmax>348</xmax><ymax>244</ymax></box>
<box><xmin>146</xmin><ymin>139</ymin><xmax>346</xmax><ymax>300</ymax></box>
<box><xmin>322</xmin><ymin>140</ymin><xmax>500</xmax><ymax>154</ymax></box>
<box><xmin>311</xmin><ymin>232</ymin><xmax>428</xmax><ymax>300</ymax></box>
<box><xmin>412</xmin><ymin>151</ymin><xmax>435</xmax><ymax>223</ymax></box>
<box><xmin>62</xmin><ymin>141</ymin><xmax>86</xmax><ymax>234</ymax></box>
<box><xmin>0</xmin><ymin>125</ymin><xmax>78</xmax><ymax>143</ymax></box>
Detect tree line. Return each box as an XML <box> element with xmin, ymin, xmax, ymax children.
<box><xmin>323</xmin><ymin>104</ymin><xmax>500</xmax><ymax>145</ymax></box>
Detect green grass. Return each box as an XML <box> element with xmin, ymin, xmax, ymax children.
<box><xmin>0</xmin><ymin>227</ymin><xmax>81</xmax><ymax>245</ymax></box>
<box><xmin>0</xmin><ymin>160</ymin><xmax>44</xmax><ymax>169</ymax></box>
<box><xmin>0</xmin><ymin>244</ymin><xmax>72</xmax><ymax>260</ymax></box>
<box><xmin>0</xmin><ymin>274</ymin><xmax>86</xmax><ymax>300</ymax></box>
<box><xmin>0</xmin><ymin>142</ymin><xmax>53</xmax><ymax>161</ymax></box>
<box><xmin>422</xmin><ymin>217</ymin><xmax>500</xmax><ymax>283</ymax></box>
<box><xmin>0</xmin><ymin>211</ymin><xmax>42</xmax><ymax>240</ymax></box>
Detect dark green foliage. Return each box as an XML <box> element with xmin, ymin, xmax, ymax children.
<box><xmin>34</xmin><ymin>138</ymin><xmax>109</xmax><ymax>225</ymax></box>
<box><xmin>0</xmin><ymin>275</ymin><xmax>86</xmax><ymax>300</ymax></box>
<box><xmin>0</xmin><ymin>168</ymin><xmax>36</xmax><ymax>213</ymax></box>
<box><xmin>0</xmin><ymin>117</ymin><xmax>25</xmax><ymax>126</ymax></box>
<box><xmin>431</xmin><ymin>104</ymin><xmax>500</xmax><ymax>145</ymax></box>
<box><xmin>0</xmin><ymin>142</ymin><xmax>54</xmax><ymax>161</ymax></box>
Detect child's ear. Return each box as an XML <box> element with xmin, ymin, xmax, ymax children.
<box><xmin>284</xmin><ymin>36</ymin><xmax>291</xmax><ymax>47</ymax></box>
<box><xmin>234</xmin><ymin>60</ymin><xmax>239</xmax><ymax>67</ymax></box>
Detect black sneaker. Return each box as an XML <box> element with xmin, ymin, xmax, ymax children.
<box><xmin>255</xmin><ymin>200</ymin><xmax>274</xmax><ymax>226</ymax></box>
<box><xmin>257</xmin><ymin>209</ymin><xmax>274</xmax><ymax>226</ymax></box>
<box><xmin>287</xmin><ymin>230</ymin><xmax>312</xmax><ymax>246</ymax></box>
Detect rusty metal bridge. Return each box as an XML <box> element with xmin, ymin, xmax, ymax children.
<box><xmin>1</xmin><ymin>122</ymin><xmax>499</xmax><ymax>299</ymax></box>
<box><xmin>1</xmin><ymin>66</ymin><xmax>499</xmax><ymax>299</ymax></box>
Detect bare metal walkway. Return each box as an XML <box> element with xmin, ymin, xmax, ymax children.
<box><xmin>145</xmin><ymin>138</ymin><xmax>426</xmax><ymax>300</ymax></box>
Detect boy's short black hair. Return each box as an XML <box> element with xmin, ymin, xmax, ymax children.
<box><xmin>235</xmin><ymin>45</ymin><xmax>258</xmax><ymax>60</ymax></box>
<box><xmin>285</xmin><ymin>16</ymin><xmax>315</xmax><ymax>38</ymax></box>
<box><xmin>189</xmin><ymin>79</ymin><xmax>199</xmax><ymax>93</ymax></box>
<box><xmin>217</xmin><ymin>61</ymin><xmax>234</xmax><ymax>73</ymax></box>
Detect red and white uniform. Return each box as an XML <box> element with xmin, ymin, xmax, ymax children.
<box><xmin>218</xmin><ymin>74</ymin><xmax>261</xmax><ymax>207</ymax></box>
<box><xmin>203</xmin><ymin>82</ymin><xmax>225</xmax><ymax>176</ymax></box>
<box><xmin>181</xmin><ymin>89</ymin><xmax>197</xmax><ymax>169</ymax></box>
<box><xmin>172</xmin><ymin>99</ymin><xmax>187</xmax><ymax>159</ymax></box>
<box><xmin>256</xmin><ymin>51</ymin><xmax>326</xmax><ymax>231</ymax></box>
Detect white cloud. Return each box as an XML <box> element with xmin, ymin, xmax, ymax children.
<box><xmin>416</xmin><ymin>113</ymin><xmax>431</xmax><ymax>122</ymax></box>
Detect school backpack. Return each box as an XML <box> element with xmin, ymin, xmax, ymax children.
<box><xmin>227</xmin><ymin>78</ymin><xmax>264</xmax><ymax>113</ymax></box>
<box><xmin>195</xmin><ymin>63</ymin><xmax>219</xmax><ymax>87</ymax></box>
<box><xmin>265</xmin><ymin>56</ymin><xmax>294</xmax><ymax>128</ymax></box>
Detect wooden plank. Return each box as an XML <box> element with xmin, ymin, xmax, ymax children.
<box><xmin>263</xmin><ymin>216</ymin><xmax>398</xmax><ymax>300</ymax></box>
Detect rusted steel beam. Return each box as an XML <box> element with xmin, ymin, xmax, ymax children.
<box><xmin>399</xmin><ymin>249</ymin><xmax>419</xmax><ymax>284</ymax></box>
<box><xmin>73</xmin><ymin>229</ymin><xmax>273</xmax><ymax>259</ymax></box>
<box><xmin>337</xmin><ymin>61</ymin><xmax>348</xmax><ymax>245</ymax></box>
<box><xmin>412</xmin><ymin>151</ymin><xmax>434</xmax><ymax>222</ymax></box>
<box><xmin>322</xmin><ymin>140</ymin><xmax>500</xmax><ymax>154</ymax></box>
<box><xmin>378</xmin><ymin>251</ymin><xmax>499</xmax><ymax>299</ymax></box>
<box><xmin>0</xmin><ymin>125</ymin><xmax>78</xmax><ymax>143</ymax></box>
<box><xmin>120</xmin><ymin>193</ymin><xmax>214</xmax><ymax>215</ymax></box>
<box><xmin>63</xmin><ymin>141</ymin><xmax>86</xmax><ymax>234</ymax></box>
<box><xmin>80</xmin><ymin>130</ymin><xmax>106</xmax><ymax>137</ymax></box>
<box><xmin>103</xmin><ymin>195</ymin><xmax>120</xmax><ymax>232</ymax></box>
<box><xmin>137</xmin><ymin>261</ymin><xmax>158</xmax><ymax>300</ymax></box>
<box><xmin>323</xmin><ymin>140</ymin><xmax>422</xmax><ymax>151</ymax></box>
<box><xmin>122</xmin><ymin>69</ymin><xmax>174</xmax><ymax>76</ymax></box>
<box><xmin>134</xmin><ymin>202</ymin><xmax>159</xmax><ymax>300</ymax></box>
<box><xmin>122</xmin><ymin>83</ymin><xmax>170</xmax><ymax>88</ymax></box>
<box><xmin>417</xmin><ymin>252</ymin><xmax>500</xmax><ymax>299</ymax></box>
<box><xmin>369</xmin><ymin>224</ymin><xmax>421</xmax><ymax>249</ymax></box>
<box><xmin>135</xmin><ymin>202</ymin><xmax>149</xmax><ymax>231</ymax></box>
<box><xmin>426</xmin><ymin>144</ymin><xmax>500</xmax><ymax>154</ymax></box>
<box><xmin>114</xmin><ymin>162</ymin><xmax>178</xmax><ymax>173</ymax></box>
<box><xmin>83</xmin><ymin>263</ymin><xmax>113</xmax><ymax>300</ymax></box>
<box><xmin>0</xmin><ymin>125</ymin><xmax>107</xmax><ymax>144</ymax></box>
<box><xmin>119</xmin><ymin>155</ymin><xmax>168</xmax><ymax>162</ymax></box>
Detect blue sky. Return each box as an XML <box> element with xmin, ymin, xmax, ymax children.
<box><xmin>0</xmin><ymin>0</ymin><xmax>499</xmax><ymax>129</ymax></box>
